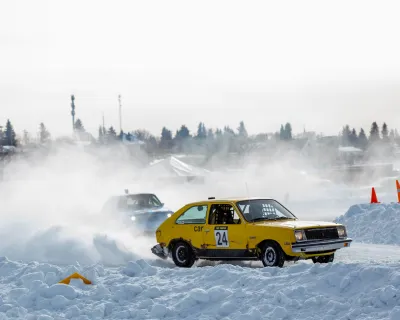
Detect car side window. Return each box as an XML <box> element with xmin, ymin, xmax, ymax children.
<box><xmin>175</xmin><ymin>205</ymin><xmax>208</xmax><ymax>225</ymax></box>
<box><xmin>208</xmin><ymin>204</ymin><xmax>242</xmax><ymax>225</ymax></box>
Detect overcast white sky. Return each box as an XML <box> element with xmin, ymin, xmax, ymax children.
<box><xmin>1</xmin><ymin>0</ymin><xmax>400</xmax><ymax>138</ymax></box>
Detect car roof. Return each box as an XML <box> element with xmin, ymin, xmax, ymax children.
<box><xmin>185</xmin><ymin>197</ymin><xmax>275</xmax><ymax>206</ymax></box>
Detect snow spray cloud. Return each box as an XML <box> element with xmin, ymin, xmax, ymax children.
<box><xmin>0</xmin><ymin>142</ymin><xmax>162</xmax><ymax>266</ymax></box>
<box><xmin>0</xmin><ymin>138</ymin><xmax>393</xmax><ymax>266</ymax></box>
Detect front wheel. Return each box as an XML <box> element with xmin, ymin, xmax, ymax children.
<box><xmin>171</xmin><ymin>241</ymin><xmax>196</xmax><ymax>268</ymax></box>
<box><xmin>260</xmin><ymin>241</ymin><xmax>285</xmax><ymax>268</ymax></box>
<box><xmin>312</xmin><ymin>253</ymin><xmax>334</xmax><ymax>264</ymax></box>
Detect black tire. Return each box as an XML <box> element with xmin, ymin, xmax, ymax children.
<box><xmin>171</xmin><ymin>241</ymin><xmax>196</xmax><ymax>268</ymax></box>
<box><xmin>260</xmin><ymin>241</ymin><xmax>285</xmax><ymax>268</ymax></box>
<box><xmin>312</xmin><ymin>253</ymin><xmax>334</xmax><ymax>264</ymax></box>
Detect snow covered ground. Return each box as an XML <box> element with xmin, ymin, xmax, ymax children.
<box><xmin>335</xmin><ymin>203</ymin><xmax>400</xmax><ymax>246</ymax></box>
<box><xmin>0</xmin><ymin>203</ymin><xmax>397</xmax><ymax>319</ymax></box>
<box><xmin>1</xmin><ymin>256</ymin><xmax>400</xmax><ymax>319</ymax></box>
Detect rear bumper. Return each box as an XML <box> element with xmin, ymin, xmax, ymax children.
<box><xmin>291</xmin><ymin>238</ymin><xmax>352</xmax><ymax>253</ymax></box>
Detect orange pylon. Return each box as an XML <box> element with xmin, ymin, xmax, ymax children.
<box><xmin>396</xmin><ymin>180</ymin><xmax>400</xmax><ymax>203</ymax></box>
<box><xmin>370</xmin><ymin>187</ymin><xmax>380</xmax><ymax>204</ymax></box>
<box><xmin>59</xmin><ymin>272</ymin><xmax>92</xmax><ymax>285</ymax></box>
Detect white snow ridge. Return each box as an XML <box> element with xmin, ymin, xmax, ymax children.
<box><xmin>335</xmin><ymin>203</ymin><xmax>400</xmax><ymax>245</ymax></box>
<box><xmin>0</xmin><ymin>256</ymin><xmax>399</xmax><ymax>319</ymax></box>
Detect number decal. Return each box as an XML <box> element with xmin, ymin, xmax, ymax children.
<box><xmin>214</xmin><ymin>227</ymin><xmax>229</xmax><ymax>247</ymax></box>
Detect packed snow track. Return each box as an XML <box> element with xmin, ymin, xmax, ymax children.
<box><xmin>0</xmin><ymin>203</ymin><xmax>399</xmax><ymax>319</ymax></box>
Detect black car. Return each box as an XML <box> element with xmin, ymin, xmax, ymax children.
<box><xmin>100</xmin><ymin>192</ymin><xmax>174</xmax><ymax>235</ymax></box>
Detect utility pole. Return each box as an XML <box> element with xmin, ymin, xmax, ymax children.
<box><xmin>71</xmin><ymin>95</ymin><xmax>76</xmax><ymax>133</ymax></box>
<box><xmin>118</xmin><ymin>94</ymin><xmax>122</xmax><ymax>133</ymax></box>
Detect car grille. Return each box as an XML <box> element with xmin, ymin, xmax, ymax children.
<box><xmin>304</xmin><ymin>227</ymin><xmax>339</xmax><ymax>240</ymax></box>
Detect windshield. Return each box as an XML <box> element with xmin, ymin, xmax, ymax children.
<box><xmin>236</xmin><ymin>199</ymin><xmax>296</xmax><ymax>222</ymax></box>
<box><xmin>121</xmin><ymin>194</ymin><xmax>163</xmax><ymax>210</ymax></box>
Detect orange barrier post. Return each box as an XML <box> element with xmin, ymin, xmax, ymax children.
<box><xmin>370</xmin><ymin>187</ymin><xmax>380</xmax><ymax>204</ymax></box>
<box><xmin>396</xmin><ymin>180</ymin><xmax>400</xmax><ymax>203</ymax></box>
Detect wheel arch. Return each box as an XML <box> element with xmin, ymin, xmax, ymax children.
<box><xmin>256</xmin><ymin>239</ymin><xmax>287</xmax><ymax>258</ymax></box>
<box><xmin>168</xmin><ymin>238</ymin><xmax>195</xmax><ymax>252</ymax></box>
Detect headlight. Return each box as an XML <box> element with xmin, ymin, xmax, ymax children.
<box><xmin>167</xmin><ymin>213</ymin><xmax>171</xmax><ymax>218</ymax></box>
<box><xmin>337</xmin><ymin>226</ymin><xmax>347</xmax><ymax>238</ymax></box>
<box><xmin>295</xmin><ymin>230</ymin><xmax>306</xmax><ymax>241</ymax></box>
<box><xmin>131</xmin><ymin>216</ymin><xmax>136</xmax><ymax>221</ymax></box>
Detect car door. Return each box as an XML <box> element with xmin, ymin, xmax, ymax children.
<box><xmin>173</xmin><ymin>203</ymin><xmax>209</xmax><ymax>250</ymax></box>
<box><xmin>202</xmin><ymin>203</ymin><xmax>248</xmax><ymax>258</ymax></box>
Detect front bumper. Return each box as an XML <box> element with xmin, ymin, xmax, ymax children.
<box><xmin>291</xmin><ymin>238</ymin><xmax>352</xmax><ymax>253</ymax></box>
<box><xmin>151</xmin><ymin>244</ymin><xmax>169</xmax><ymax>259</ymax></box>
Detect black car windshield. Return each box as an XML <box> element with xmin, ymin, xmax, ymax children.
<box><xmin>236</xmin><ymin>199</ymin><xmax>296</xmax><ymax>222</ymax></box>
<box><xmin>123</xmin><ymin>194</ymin><xmax>163</xmax><ymax>210</ymax></box>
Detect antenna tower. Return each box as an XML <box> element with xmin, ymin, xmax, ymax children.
<box><xmin>118</xmin><ymin>94</ymin><xmax>122</xmax><ymax>133</ymax></box>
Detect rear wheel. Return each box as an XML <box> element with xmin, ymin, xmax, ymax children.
<box><xmin>171</xmin><ymin>241</ymin><xmax>196</xmax><ymax>268</ymax></box>
<box><xmin>312</xmin><ymin>253</ymin><xmax>334</xmax><ymax>264</ymax></box>
<box><xmin>260</xmin><ymin>241</ymin><xmax>285</xmax><ymax>268</ymax></box>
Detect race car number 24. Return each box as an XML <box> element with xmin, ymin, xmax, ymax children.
<box><xmin>214</xmin><ymin>226</ymin><xmax>229</xmax><ymax>247</ymax></box>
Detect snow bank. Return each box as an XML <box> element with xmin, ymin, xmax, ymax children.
<box><xmin>0</xmin><ymin>257</ymin><xmax>400</xmax><ymax>319</ymax></box>
<box><xmin>335</xmin><ymin>203</ymin><xmax>400</xmax><ymax>245</ymax></box>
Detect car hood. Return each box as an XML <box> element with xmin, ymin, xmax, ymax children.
<box><xmin>252</xmin><ymin>219</ymin><xmax>340</xmax><ymax>229</ymax></box>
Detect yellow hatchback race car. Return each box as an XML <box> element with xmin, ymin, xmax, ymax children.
<box><xmin>151</xmin><ymin>197</ymin><xmax>352</xmax><ymax>268</ymax></box>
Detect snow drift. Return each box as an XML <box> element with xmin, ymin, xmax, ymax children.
<box><xmin>335</xmin><ymin>203</ymin><xmax>400</xmax><ymax>246</ymax></box>
<box><xmin>0</xmin><ymin>257</ymin><xmax>400</xmax><ymax>319</ymax></box>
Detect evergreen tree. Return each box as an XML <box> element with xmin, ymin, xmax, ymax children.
<box><xmin>341</xmin><ymin>125</ymin><xmax>351</xmax><ymax>146</ymax></box>
<box><xmin>349</xmin><ymin>128</ymin><xmax>358</xmax><ymax>147</ymax></box>
<box><xmin>196</xmin><ymin>122</ymin><xmax>207</xmax><ymax>139</ymax></box>
<box><xmin>279</xmin><ymin>125</ymin><xmax>285</xmax><ymax>140</ymax></box>
<box><xmin>358</xmin><ymin>128</ymin><xmax>368</xmax><ymax>150</ymax></box>
<box><xmin>369</xmin><ymin>122</ymin><xmax>380</xmax><ymax>143</ymax></box>
<box><xmin>175</xmin><ymin>125</ymin><xmax>190</xmax><ymax>139</ymax></box>
<box><xmin>382</xmin><ymin>122</ymin><xmax>389</xmax><ymax>142</ymax></box>
<box><xmin>160</xmin><ymin>127</ymin><xmax>173</xmax><ymax>150</ymax></box>
<box><xmin>237</xmin><ymin>121</ymin><xmax>248</xmax><ymax>138</ymax></box>
<box><xmin>215</xmin><ymin>128</ymin><xmax>222</xmax><ymax>136</ymax></box>
<box><xmin>108</xmin><ymin>126</ymin><xmax>117</xmax><ymax>137</ymax></box>
<box><xmin>223</xmin><ymin>126</ymin><xmax>235</xmax><ymax>136</ymax></box>
<box><xmin>4</xmin><ymin>119</ymin><xmax>16</xmax><ymax>146</ymax></box>
<box><xmin>284</xmin><ymin>123</ymin><xmax>292</xmax><ymax>140</ymax></box>
<box><xmin>74</xmin><ymin>119</ymin><xmax>85</xmax><ymax>132</ymax></box>
<box><xmin>103</xmin><ymin>126</ymin><xmax>117</xmax><ymax>143</ymax></box>
<box><xmin>39</xmin><ymin>123</ymin><xmax>50</xmax><ymax>143</ymax></box>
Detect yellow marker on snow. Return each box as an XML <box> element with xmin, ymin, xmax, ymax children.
<box><xmin>58</xmin><ymin>272</ymin><xmax>92</xmax><ymax>285</ymax></box>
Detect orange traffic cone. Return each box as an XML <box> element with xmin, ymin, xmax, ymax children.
<box><xmin>396</xmin><ymin>180</ymin><xmax>400</xmax><ymax>203</ymax></box>
<box><xmin>370</xmin><ymin>187</ymin><xmax>380</xmax><ymax>204</ymax></box>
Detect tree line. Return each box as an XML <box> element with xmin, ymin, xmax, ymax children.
<box><xmin>340</xmin><ymin>122</ymin><xmax>399</xmax><ymax>150</ymax></box>
<box><xmin>1</xmin><ymin>117</ymin><xmax>399</xmax><ymax>156</ymax></box>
